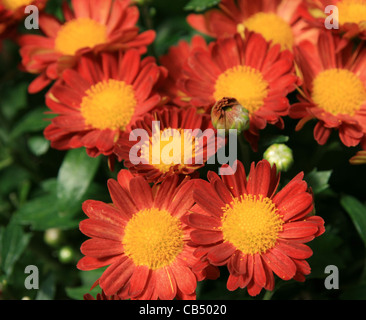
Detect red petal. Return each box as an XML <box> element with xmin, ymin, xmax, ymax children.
<box><xmin>190</xmin><ymin>230</ymin><xmax>223</xmax><ymax>245</ymax></box>
<box><xmin>186</xmin><ymin>213</ymin><xmax>221</xmax><ymax>231</ymax></box>
<box><xmin>99</xmin><ymin>257</ymin><xmax>134</xmax><ymax>296</ymax></box>
<box><xmin>79</xmin><ymin>219</ymin><xmax>123</xmax><ymax>241</ymax></box>
<box><xmin>276</xmin><ymin>241</ymin><xmax>313</xmax><ymax>260</ymax></box>
<box><xmin>128</xmin><ymin>265</ymin><xmax>150</xmax><ymax>297</ymax></box>
<box><xmin>80</xmin><ymin>238</ymin><xmax>123</xmax><ymax>258</ymax></box>
<box><xmin>171</xmin><ymin>263</ymin><xmax>197</xmax><ymax>295</ymax></box>
<box><xmin>262</xmin><ymin>247</ymin><xmax>296</xmax><ymax>280</ymax></box>
<box><xmin>155</xmin><ymin>267</ymin><xmax>177</xmax><ymax>300</ymax></box>
<box><xmin>207</xmin><ymin>242</ymin><xmax>236</xmax><ymax>265</ymax></box>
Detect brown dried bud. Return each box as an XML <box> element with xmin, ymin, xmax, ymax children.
<box><xmin>211</xmin><ymin>97</ymin><xmax>250</xmax><ymax>134</ymax></box>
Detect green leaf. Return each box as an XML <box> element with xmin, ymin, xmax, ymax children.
<box><xmin>13</xmin><ymin>193</ymin><xmax>81</xmax><ymax>231</ymax></box>
<box><xmin>56</xmin><ymin>148</ymin><xmax>101</xmax><ymax>206</ymax></box>
<box><xmin>0</xmin><ymin>221</ymin><xmax>32</xmax><ymax>277</ymax></box>
<box><xmin>66</xmin><ymin>268</ymin><xmax>106</xmax><ymax>300</ymax></box>
<box><xmin>10</xmin><ymin>107</ymin><xmax>54</xmax><ymax>138</ymax></box>
<box><xmin>27</xmin><ymin>135</ymin><xmax>50</xmax><ymax>156</ymax></box>
<box><xmin>36</xmin><ymin>273</ymin><xmax>56</xmax><ymax>300</ymax></box>
<box><xmin>341</xmin><ymin>195</ymin><xmax>366</xmax><ymax>247</ymax></box>
<box><xmin>184</xmin><ymin>0</ymin><xmax>220</xmax><ymax>12</ymax></box>
<box><xmin>305</xmin><ymin>168</ymin><xmax>333</xmax><ymax>194</ymax></box>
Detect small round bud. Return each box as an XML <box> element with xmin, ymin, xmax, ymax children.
<box><xmin>58</xmin><ymin>246</ymin><xmax>75</xmax><ymax>264</ymax></box>
<box><xmin>44</xmin><ymin>228</ymin><xmax>63</xmax><ymax>247</ymax></box>
<box><xmin>263</xmin><ymin>143</ymin><xmax>294</xmax><ymax>172</ymax></box>
<box><xmin>211</xmin><ymin>97</ymin><xmax>250</xmax><ymax>135</ymax></box>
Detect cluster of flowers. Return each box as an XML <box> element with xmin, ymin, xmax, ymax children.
<box><xmin>3</xmin><ymin>0</ymin><xmax>366</xmax><ymax>300</ymax></box>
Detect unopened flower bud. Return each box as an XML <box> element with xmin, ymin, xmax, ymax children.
<box><xmin>44</xmin><ymin>228</ymin><xmax>63</xmax><ymax>247</ymax></box>
<box><xmin>58</xmin><ymin>246</ymin><xmax>75</xmax><ymax>264</ymax></box>
<box><xmin>264</xmin><ymin>143</ymin><xmax>294</xmax><ymax>172</ymax></box>
<box><xmin>211</xmin><ymin>97</ymin><xmax>250</xmax><ymax>135</ymax></box>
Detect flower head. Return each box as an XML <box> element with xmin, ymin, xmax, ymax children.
<box><xmin>18</xmin><ymin>0</ymin><xmax>155</xmax><ymax>93</ymax></box>
<box><xmin>177</xmin><ymin>32</ymin><xmax>298</xmax><ymax>150</ymax></box>
<box><xmin>77</xmin><ymin>171</ymin><xmax>217</xmax><ymax>300</ymax></box>
<box><xmin>114</xmin><ymin>106</ymin><xmax>223</xmax><ymax>183</ymax></box>
<box><xmin>187</xmin><ymin>0</ymin><xmax>319</xmax><ymax>51</ymax></box>
<box><xmin>43</xmin><ymin>50</ymin><xmax>164</xmax><ymax>159</ymax></box>
<box><xmin>185</xmin><ymin>159</ymin><xmax>325</xmax><ymax>297</ymax></box>
<box><xmin>290</xmin><ymin>31</ymin><xmax>366</xmax><ymax>147</ymax></box>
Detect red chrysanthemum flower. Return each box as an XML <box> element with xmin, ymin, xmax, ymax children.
<box><xmin>77</xmin><ymin>170</ymin><xmax>218</xmax><ymax>300</ymax></box>
<box><xmin>158</xmin><ymin>35</ymin><xmax>209</xmax><ymax>108</ymax></box>
<box><xmin>114</xmin><ymin>106</ymin><xmax>223</xmax><ymax>183</ymax></box>
<box><xmin>290</xmin><ymin>30</ymin><xmax>366</xmax><ymax>148</ymax></box>
<box><xmin>177</xmin><ymin>32</ymin><xmax>299</xmax><ymax>150</ymax></box>
<box><xmin>300</xmin><ymin>0</ymin><xmax>366</xmax><ymax>39</ymax></box>
<box><xmin>18</xmin><ymin>0</ymin><xmax>155</xmax><ymax>93</ymax></box>
<box><xmin>43</xmin><ymin>50</ymin><xmax>164</xmax><ymax>160</ymax></box>
<box><xmin>187</xmin><ymin>0</ymin><xmax>319</xmax><ymax>51</ymax></box>
<box><xmin>184</xmin><ymin>159</ymin><xmax>325</xmax><ymax>297</ymax></box>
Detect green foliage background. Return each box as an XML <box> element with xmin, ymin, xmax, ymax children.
<box><xmin>0</xmin><ymin>0</ymin><xmax>366</xmax><ymax>300</ymax></box>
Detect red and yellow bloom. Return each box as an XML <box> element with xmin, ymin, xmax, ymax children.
<box><xmin>290</xmin><ymin>31</ymin><xmax>366</xmax><ymax>147</ymax></box>
<box><xmin>177</xmin><ymin>32</ymin><xmax>299</xmax><ymax>150</ymax></box>
<box><xmin>77</xmin><ymin>170</ymin><xmax>216</xmax><ymax>300</ymax></box>
<box><xmin>187</xmin><ymin>0</ymin><xmax>318</xmax><ymax>51</ymax></box>
<box><xmin>43</xmin><ymin>50</ymin><xmax>164</xmax><ymax>159</ymax></box>
<box><xmin>114</xmin><ymin>106</ymin><xmax>223</xmax><ymax>183</ymax></box>
<box><xmin>185</xmin><ymin>159</ymin><xmax>325</xmax><ymax>297</ymax></box>
<box><xmin>18</xmin><ymin>0</ymin><xmax>155</xmax><ymax>93</ymax></box>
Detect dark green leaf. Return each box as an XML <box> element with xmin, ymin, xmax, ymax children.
<box><xmin>305</xmin><ymin>168</ymin><xmax>332</xmax><ymax>194</ymax></box>
<box><xmin>10</xmin><ymin>107</ymin><xmax>54</xmax><ymax>138</ymax></box>
<box><xmin>13</xmin><ymin>193</ymin><xmax>80</xmax><ymax>231</ymax></box>
<box><xmin>184</xmin><ymin>0</ymin><xmax>220</xmax><ymax>12</ymax></box>
<box><xmin>0</xmin><ymin>221</ymin><xmax>32</xmax><ymax>277</ymax></box>
<box><xmin>27</xmin><ymin>136</ymin><xmax>50</xmax><ymax>156</ymax></box>
<box><xmin>341</xmin><ymin>195</ymin><xmax>366</xmax><ymax>247</ymax></box>
<box><xmin>56</xmin><ymin>148</ymin><xmax>101</xmax><ymax>205</ymax></box>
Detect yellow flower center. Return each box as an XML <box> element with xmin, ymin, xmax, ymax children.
<box><xmin>238</xmin><ymin>12</ymin><xmax>294</xmax><ymax>51</ymax></box>
<box><xmin>140</xmin><ymin>127</ymin><xmax>198</xmax><ymax>173</ymax></box>
<box><xmin>80</xmin><ymin>79</ymin><xmax>136</xmax><ymax>130</ymax></box>
<box><xmin>312</xmin><ymin>68</ymin><xmax>366</xmax><ymax>116</ymax></box>
<box><xmin>54</xmin><ymin>18</ymin><xmax>108</xmax><ymax>56</ymax></box>
<box><xmin>221</xmin><ymin>194</ymin><xmax>284</xmax><ymax>255</ymax></box>
<box><xmin>214</xmin><ymin>65</ymin><xmax>269</xmax><ymax>114</ymax></box>
<box><xmin>123</xmin><ymin>208</ymin><xmax>184</xmax><ymax>270</ymax></box>
<box><xmin>338</xmin><ymin>0</ymin><xmax>366</xmax><ymax>26</ymax></box>
<box><xmin>2</xmin><ymin>0</ymin><xmax>33</xmax><ymax>11</ymax></box>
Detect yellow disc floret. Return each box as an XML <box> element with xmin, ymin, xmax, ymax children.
<box><xmin>221</xmin><ymin>194</ymin><xmax>283</xmax><ymax>255</ymax></box>
<box><xmin>214</xmin><ymin>65</ymin><xmax>269</xmax><ymax>114</ymax></box>
<box><xmin>80</xmin><ymin>79</ymin><xmax>136</xmax><ymax>131</ymax></box>
<box><xmin>238</xmin><ymin>12</ymin><xmax>294</xmax><ymax>50</ymax></box>
<box><xmin>123</xmin><ymin>208</ymin><xmax>184</xmax><ymax>270</ymax></box>
<box><xmin>312</xmin><ymin>68</ymin><xmax>366</xmax><ymax>116</ymax></box>
<box><xmin>55</xmin><ymin>18</ymin><xmax>108</xmax><ymax>56</ymax></box>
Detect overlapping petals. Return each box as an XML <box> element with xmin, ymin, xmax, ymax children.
<box><xmin>184</xmin><ymin>160</ymin><xmax>325</xmax><ymax>297</ymax></box>
<box><xmin>18</xmin><ymin>0</ymin><xmax>156</xmax><ymax>93</ymax></box>
<box><xmin>77</xmin><ymin>170</ymin><xmax>218</xmax><ymax>300</ymax></box>
<box><xmin>43</xmin><ymin>49</ymin><xmax>165</xmax><ymax>159</ymax></box>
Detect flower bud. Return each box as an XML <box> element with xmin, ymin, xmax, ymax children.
<box><xmin>58</xmin><ymin>246</ymin><xmax>75</xmax><ymax>264</ymax></box>
<box><xmin>263</xmin><ymin>143</ymin><xmax>294</xmax><ymax>172</ymax></box>
<box><xmin>211</xmin><ymin>97</ymin><xmax>250</xmax><ymax>135</ymax></box>
<box><xmin>44</xmin><ymin>228</ymin><xmax>63</xmax><ymax>247</ymax></box>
